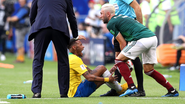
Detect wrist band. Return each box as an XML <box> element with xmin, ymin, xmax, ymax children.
<box><xmin>104</xmin><ymin>78</ymin><xmax>109</xmax><ymax>82</ymax></box>
<box><xmin>74</xmin><ymin>36</ymin><xmax>79</xmax><ymax>40</ymax></box>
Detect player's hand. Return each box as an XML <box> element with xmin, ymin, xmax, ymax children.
<box><xmin>77</xmin><ymin>35</ymin><xmax>86</xmax><ymax>40</ymax></box>
<box><xmin>7</xmin><ymin>17</ymin><xmax>11</xmax><ymax>22</ymax></box>
<box><xmin>108</xmin><ymin>72</ymin><xmax>115</xmax><ymax>83</ymax></box>
<box><xmin>114</xmin><ymin>75</ymin><xmax>118</xmax><ymax>81</ymax></box>
<box><xmin>110</xmin><ymin>65</ymin><xmax>117</xmax><ymax>73</ymax></box>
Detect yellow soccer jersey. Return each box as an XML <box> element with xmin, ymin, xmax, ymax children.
<box><xmin>68</xmin><ymin>53</ymin><xmax>88</xmax><ymax>97</ymax></box>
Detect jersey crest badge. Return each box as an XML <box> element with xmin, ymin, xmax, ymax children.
<box><xmin>110</xmin><ymin>30</ymin><xmax>115</xmax><ymax>35</ymax></box>
<box><xmin>80</xmin><ymin>64</ymin><xmax>86</xmax><ymax>70</ymax></box>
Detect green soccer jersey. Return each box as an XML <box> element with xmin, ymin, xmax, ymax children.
<box><xmin>107</xmin><ymin>15</ymin><xmax>155</xmax><ymax>42</ymax></box>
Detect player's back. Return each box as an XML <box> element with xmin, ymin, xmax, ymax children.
<box><xmin>107</xmin><ymin>15</ymin><xmax>155</xmax><ymax>42</ymax></box>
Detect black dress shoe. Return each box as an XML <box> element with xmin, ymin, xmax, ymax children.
<box><xmin>60</xmin><ymin>94</ymin><xmax>68</xmax><ymax>98</ymax></box>
<box><xmin>32</xmin><ymin>93</ymin><xmax>41</xmax><ymax>98</ymax></box>
<box><xmin>100</xmin><ymin>89</ymin><xmax>119</xmax><ymax>97</ymax></box>
<box><xmin>129</xmin><ymin>91</ymin><xmax>146</xmax><ymax>97</ymax></box>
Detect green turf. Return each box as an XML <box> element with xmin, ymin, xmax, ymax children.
<box><xmin>0</xmin><ymin>53</ymin><xmax>185</xmax><ymax>104</ymax></box>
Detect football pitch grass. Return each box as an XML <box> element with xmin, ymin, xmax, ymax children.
<box><xmin>0</xmin><ymin>53</ymin><xmax>185</xmax><ymax>104</ymax></box>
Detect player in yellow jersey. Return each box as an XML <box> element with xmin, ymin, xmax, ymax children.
<box><xmin>67</xmin><ymin>37</ymin><xmax>128</xmax><ymax>97</ymax></box>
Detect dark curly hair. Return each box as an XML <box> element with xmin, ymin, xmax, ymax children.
<box><xmin>67</xmin><ymin>38</ymin><xmax>78</xmax><ymax>49</ymax></box>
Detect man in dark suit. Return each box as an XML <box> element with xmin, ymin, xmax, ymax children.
<box><xmin>28</xmin><ymin>0</ymin><xmax>80</xmax><ymax>98</ymax></box>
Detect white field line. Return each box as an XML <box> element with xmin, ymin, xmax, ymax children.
<box><xmin>137</xmin><ymin>97</ymin><xmax>185</xmax><ymax>99</ymax></box>
<box><xmin>26</xmin><ymin>98</ymin><xmax>68</xmax><ymax>99</ymax></box>
<box><xmin>0</xmin><ymin>97</ymin><xmax>185</xmax><ymax>100</ymax></box>
<box><xmin>0</xmin><ymin>101</ymin><xmax>10</xmax><ymax>103</ymax></box>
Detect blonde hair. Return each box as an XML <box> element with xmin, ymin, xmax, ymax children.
<box><xmin>101</xmin><ymin>3</ymin><xmax>115</xmax><ymax>15</ymax></box>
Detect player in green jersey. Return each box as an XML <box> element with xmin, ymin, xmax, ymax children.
<box><xmin>100</xmin><ymin>4</ymin><xmax>179</xmax><ymax>97</ymax></box>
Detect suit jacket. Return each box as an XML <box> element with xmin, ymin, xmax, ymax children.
<box><xmin>28</xmin><ymin>0</ymin><xmax>78</xmax><ymax>41</ymax></box>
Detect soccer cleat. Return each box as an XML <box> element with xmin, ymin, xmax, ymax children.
<box><xmin>117</xmin><ymin>83</ymin><xmax>128</xmax><ymax>95</ymax></box>
<box><xmin>162</xmin><ymin>90</ymin><xmax>179</xmax><ymax>97</ymax></box>
<box><xmin>100</xmin><ymin>90</ymin><xmax>119</xmax><ymax>97</ymax></box>
<box><xmin>129</xmin><ymin>91</ymin><xmax>146</xmax><ymax>97</ymax></box>
<box><xmin>32</xmin><ymin>93</ymin><xmax>41</xmax><ymax>98</ymax></box>
<box><xmin>119</xmin><ymin>87</ymin><xmax>138</xmax><ymax>97</ymax></box>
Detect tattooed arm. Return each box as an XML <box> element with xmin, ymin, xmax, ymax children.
<box><xmin>82</xmin><ymin>70</ymin><xmax>114</xmax><ymax>82</ymax></box>
<box><xmin>86</xmin><ymin>67</ymin><xmax>93</xmax><ymax>73</ymax></box>
<box><xmin>82</xmin><ymin>71</ymin><xmax>102</xmax><ymax>82</ymax></box>
<box><xmin>86</xmin><ymin>67</ymin><xmax>99</xmax><ymax>75</ymax></box>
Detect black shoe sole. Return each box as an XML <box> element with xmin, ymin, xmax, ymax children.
<box><xmin>32</xmin><ymin>93</ymin><xmax>41</xmax><ymax>98</ymax></box>
<box><xmin>60</xmin><ymin>95</ymin><xmax>68</xmax><ymax>98</ymax></box>
<box><xmin>129</xmin><ymin>92</ymin><xmax>146</xmax><ymax>97</ymax></box>
<box><xmin>100</xmin><ymin>91</ymin><xmax>119</xmax><ymax>97</ymax></box>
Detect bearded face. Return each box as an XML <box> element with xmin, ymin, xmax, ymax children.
<box><xmin>100</xmin><ymin>9</ymin><xmax>109</xmax><ymax>23</ymax></box>
<box><xmin>102</xmin><ymin>15</ymin><xmax>109</xmax><ymax>23</ymax></box>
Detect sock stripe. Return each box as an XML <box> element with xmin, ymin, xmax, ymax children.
<box><xmin>144</xmin><ymin>69</ymin><xmax>154</xmax><ymax>76</ymax></box>
<box><xmin>115</xmin><ymin>59</ymin><xmax>123</xmax><ymax>64</ymax></box>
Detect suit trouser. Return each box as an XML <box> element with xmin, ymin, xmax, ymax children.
<box><xmin>0</xmin><ymin>26</ymin><xmax>6</xmax><ymax>54</ymax></box>
<box><xmin>31</xmin><ymin>28</ymin><xmax>69</xmax><ymax>95</ymax></box>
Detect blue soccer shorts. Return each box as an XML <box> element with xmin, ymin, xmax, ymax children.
<box><xmin>74</xmin><ymin>79</ymin><xmax>97</xmax><ymax>97</ymax></box>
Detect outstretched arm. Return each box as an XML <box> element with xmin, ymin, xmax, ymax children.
<box><xmin>66</xmin><ymin>0</ymin><xmax>78</xmax><ymax>38</ymax></box>
<box><xmin>82</xmin><ymin>70</ymin><xmax>115</xmax><ymax>83</ymax></box>
<box><xmin>116</xmin><ymin>33</ymin><xmax>127</xmax><ymax>50</ymax></box>
<box><xmin>130</xmin><ymin>0</ymin><xmax>143</xmax><ymax>24</ymax></box>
